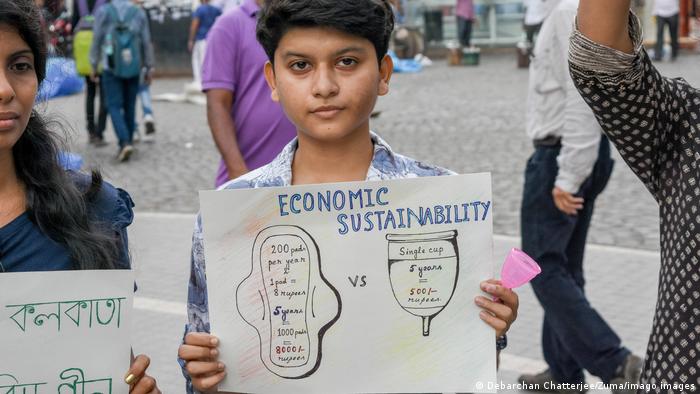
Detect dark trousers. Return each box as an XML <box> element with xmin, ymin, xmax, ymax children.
<box><xmin>521</xmin><ymin>136</ymin><xmax>628</xmax><ymax>384</ymax></box>
<box><xmin>524</xmin><ymin>22</ymin><xmax>542</xmax><ymax>45</ymax></box>
<box><xmin>655</xmin><ymin>13</ymin><xmax>679</xmax><ymax>60</ymax></box>
<box><xmin>457</xmin><ymin>17</ymin><xmax>473</xmax><ymax>47</ymax></box>
<box><xmin>101</xmin><ymin>71</ymin><xmax>139</xmax><ymax>148</ymax></box>
<box><xmin>84</xmin><ymin>76</ymin><xmax>107</xmax><ymax>138</ymax></box>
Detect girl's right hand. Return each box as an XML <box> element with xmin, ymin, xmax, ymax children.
<box><xmin>178</xmin><ymin>333</ymin><xmax>226</xmax><ymax>392</ymax></box>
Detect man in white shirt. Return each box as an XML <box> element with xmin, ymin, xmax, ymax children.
<box><xmin>653</xmin><ymin>0</ymin><xmax>680</xmax><ymax>60</ymax></box>
<box><xmin>523</xmin><ymin>0</ymin><xmax>549</xmax><ymax>44</ymax></box>
<box><xmin>518</xmin><ymin>0</ymin><xmax>643</xmax><ymax>392</ymax></box>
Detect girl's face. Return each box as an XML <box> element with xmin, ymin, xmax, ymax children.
<box><xmin>0</xmin><ymin>24</ymin><xmax>37</xmax><ymax>154</ymax></box>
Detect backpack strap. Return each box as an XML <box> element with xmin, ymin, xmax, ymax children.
<box><xmin>122</xmin><ymin>5</ymin><xmax>139</xmax><ymax>25</ymax></box>
<box><xmin>104</xmin><ymin>3</ymin><xmax>119</xmax><ymax>22</ymax></box>
<box><xmin>107</xmin><ymin>4</ymin><xmax>139</xmax><ymax>25</ymax></box>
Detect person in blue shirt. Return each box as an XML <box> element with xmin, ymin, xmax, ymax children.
<box><xmin>177</xmin><ymin>0</ymin><xmax>519</xmax><ymax>391</ymax></box>
<box><xmin>188</xmin><ymin>0</ymin><xmax>222</xmax><ymax>89</ymax></box>
<box><xmin>0</xmin><ymin>1</ymin><xmax>159</xmax><ymax>392</ymax></box>
<box><xmin>89</xmin><ymin>0</ymin><xmax>155</xmax><ymax>162</ymax></box>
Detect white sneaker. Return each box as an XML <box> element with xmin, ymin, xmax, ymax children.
<box><xmin>118</xmin><ymin>145</ymin><xmax>134</xmax><ymax>162</ymax></box>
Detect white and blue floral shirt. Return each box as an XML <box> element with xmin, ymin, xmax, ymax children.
<box><xmin>181</xmin><ymin>131</ymin><xmax>454</xmax><ymax>392</ymax></box>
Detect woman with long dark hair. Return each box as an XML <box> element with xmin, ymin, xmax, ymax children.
<box><xmin>0</xmin><ymin>1</ymin><xmax>159</xmax><ymax>391</ymax></box>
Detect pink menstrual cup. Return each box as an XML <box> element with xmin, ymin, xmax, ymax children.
<box><xmin>501</xmin><ymin>248</ymin><xmax>542</xmax><ymax>289</ymax></box>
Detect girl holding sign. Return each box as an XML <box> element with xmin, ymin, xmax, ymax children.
<box><xmin>178</xmin><ymin>0</ymin><xmax>519</xmax><ymax>392</ymax></box>
<box><xmin>0</xmin><ymin>1</ymin><xmax>159</xmax><ymax>392</ymax></box>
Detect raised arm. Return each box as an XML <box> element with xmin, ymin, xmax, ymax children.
<box><xmin>570</xmin><ymin>2</ymin><xmax>690</xmax><ymax>201</ymax></box>
<box><xmin>577</xmin><ymin>0</ymin><xmax>634</xmax><ymax>53</ymax></box>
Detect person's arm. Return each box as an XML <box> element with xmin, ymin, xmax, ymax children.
<box><xmin>577</xmin><ymin>0</ymin><xmax>634</xmax><ymax>53</ymax></box>
<box><xmin>89</xmin><ymin>5</ymin><xmax>107</xmax><ymax>77</ymax></box>
<box><xmin>200</xmin><ymin>18</ymin><xmax>249</xmax><ymax>183</ymax></box>
<box><xmin>553</xmin><ymin>7</ymin><xmax>602</xmax><ymax>215</ymax></box>
<box><xmin>569</xmin><ymin>8</ymin><xmax>688</xmax><ymax>200</ymax></box>
<box><xmin>188</xmin><ymin>10</ymin><xmax>201</xmax><ymax>52</ymax></box>
<box><xmin>207</xmin><ymin>89</ymin><xmax>249</xmax><ymax>181</ymax></box>
<box><xmin>138</xmin><ymin>8</ymin><xmax>155</xmax><ymax>82</ymax></box>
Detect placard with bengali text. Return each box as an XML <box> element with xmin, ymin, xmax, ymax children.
<box><xmin>0</xmin><ymin>269</ymin><xmax>133</xmax><ymax>394</ymax></box>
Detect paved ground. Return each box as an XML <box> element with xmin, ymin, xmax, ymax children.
<box><xmin>44</xmin><ymin>51</ymin><xmax>700</xmax><ymax>392</ymax></box>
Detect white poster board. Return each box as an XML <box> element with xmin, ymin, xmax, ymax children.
<box><xmin>200</xmin><ymin>174</ymin><xmax>497</xmax><ymax>394</ymax></box>
<box><xmin>0</xmin><ymin>270</ymin><xmax>134</xmax><ymax>394</ymax></box>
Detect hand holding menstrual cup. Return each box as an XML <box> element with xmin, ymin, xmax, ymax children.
<box><xmin>500</xmin><ymin>248</ymin><xmax>541</xmax><ymax>289</ymax></box>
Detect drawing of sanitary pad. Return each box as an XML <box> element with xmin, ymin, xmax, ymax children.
<box><xmin>236</xmin><ymin>225</ymin><xmax>342</xmax><ymax>379</ymax></box>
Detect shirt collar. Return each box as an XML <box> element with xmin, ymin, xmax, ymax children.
<box><xmin>261</xmin><ymin>131</ymin><xmax>399</xmax><ymax>186</ymax></box>
<box><xmin>241</xmin><ymin>0</ymin><xmax>259</xmax><ymax>16</ymax></box>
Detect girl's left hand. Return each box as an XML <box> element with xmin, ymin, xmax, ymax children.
<box><xmin>475</xmin><ymin>279</ymin><xmax>519</xmax><ymax>338</ymax></box>
<box><xmin>125</xmin><ymin>354</ymin><xmax>161</xmax><ymax>394</ymax></box>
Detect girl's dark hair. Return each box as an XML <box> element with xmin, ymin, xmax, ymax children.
<box><xmin>2</xmin><ymin>0</ymin><xmax>120</xmax><ymax>270</ymax></box>
<box><xmin>257</xmin><ymin>0</ymin><xmax>395</xmax><ymax>64</ymax></box>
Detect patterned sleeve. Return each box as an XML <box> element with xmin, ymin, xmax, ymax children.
<box><xmin>178</xmin><ymin>214</ymin><xmax>210</xmax><ymax>394</ymax></box>
<box><xmin>569</xmin><ymin>12</ymin><xmax>690</xmax><ymax>200</ymax></box>
<box><xmin>178</xmin><ymin>177</ymin><xmax>262</xmax><ymax>393</ymax></box>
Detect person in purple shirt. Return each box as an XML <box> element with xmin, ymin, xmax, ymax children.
<box><xmin>201</xmin><ymin>0</ymin><xmax>296</xmax><ymax>188</ymax></box>
<box><xmin>456</xmin><ymin>0</ymin><xmax>475</xmax><ymax>47</ymax></box>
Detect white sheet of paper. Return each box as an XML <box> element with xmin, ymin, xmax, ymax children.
<box><xmin>0</xmin><ymin>269</ymin><xmax>133</xmax><ymax>393</ymax></box>
<box><xmin>200</xmin><ymin>173</ymin><xmax>497</xmax><ymax>394</ymax></box>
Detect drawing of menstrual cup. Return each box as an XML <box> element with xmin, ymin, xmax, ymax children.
<box><xmin>236</xmin><ymin>226</ymin><xmax>341</xmax><ymax>379</ymax></box>
<box><xmin>387</xmin><ymin>231</ymin><xmax>459</xmax><ymax>336</ymax></box>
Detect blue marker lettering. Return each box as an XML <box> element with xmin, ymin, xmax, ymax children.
<box><xmin>333</xmin><ymin>190</ymin><xmax>346</xmax><ymax>210</ymax></box>
<box><xmin>364</xmin><ymin>212</ymin><xmax>375</xmax><ymax>231</ymax></box>
<box><xmin>303</xmin><ymin>193</ymin><xmax>314</xmax><ymax>211</ymax></box>
<box><xmin>376</xmin><ymin>187</ymin><xmax>389</xmax><ymax>206</ymax></box>
<box><xmin>278</xmin><ymin>194</ymin><xmax>289</xmax><ymax>216</ymax></box>
<box><xmin>349</xmin><ymin>190</ymin><xmax>363</xmax><ymax>210</ymax></box>
<box><xmin>290</xmin><ymin>194</ymin><xmax>302</xmax><ymax>214</ymax></box>
<box><xmin>337</xmin><ymin>214</ymin><xmax>349</xmax><ymax>235</ymax></box>
<box><xmin>481</xmin><ymin>201</ymin><xmax>491</xmax><ymax>221</ymax></box>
